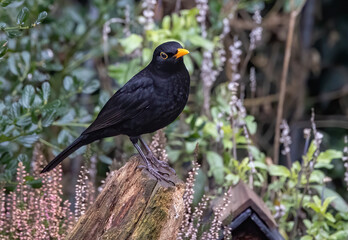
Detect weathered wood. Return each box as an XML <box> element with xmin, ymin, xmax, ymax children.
<box><xmin>66</xmin><ymin>155</ymin><xmax>185</xmax><ymax>240</ymax></box>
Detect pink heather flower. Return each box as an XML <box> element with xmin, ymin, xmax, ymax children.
<box><xmin>249</xmin><ymin>9</ymin><xmax>263</xmax><ymax>50</ymax></box>
<box><xmin>1</xmin><ymin>151</ymin><xmax>76</xmax><ymax>240</ymax></box>
<box><xmin>140</xmin><ymin>0</ymin><xmax>157</xmax><ymax>30</ymax></box>
<box><xmin>343</xmin><ymin>136</ymin><xmax>348</xmax><ymax>189</ymax></box>
<box><xmin>280</xmin><ymin>120</ymin><xmax>292</xmax><ymax>155</ymax></box>
<box><xmin>195</xmin><ymin>0</ymin><xmax>209</xmax><ymax>38</ymax></box>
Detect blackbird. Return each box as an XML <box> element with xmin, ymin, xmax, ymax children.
<box><xmin>41</xmin><ymin>41</ymin><xmax>190</xmax><ymax>182</ymax></box>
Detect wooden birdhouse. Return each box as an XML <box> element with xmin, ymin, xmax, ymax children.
<box><xmin>218</xmin><ymin>181</ymin><xmax>284</xmax><ymax>240</ymax></box>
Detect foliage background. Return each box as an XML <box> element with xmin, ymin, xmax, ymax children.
<box><xmin>1</xmin><ymin>0</ymin><xmax>348</xmax><ymax>239</ymax></box>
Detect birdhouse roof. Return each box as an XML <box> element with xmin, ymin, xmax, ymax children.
<box><xmin>220</xmin><ymin>180</ymin><xmax>277</xmax><ymax>229</ymax></box>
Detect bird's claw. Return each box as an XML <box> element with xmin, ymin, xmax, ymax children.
<box><xmin>146</xmin><ymin>164</ymin><xmax>175</xmax><ymax>186</ymax></box>
<box><xmin>146</xmin><ymin>154</ymin><xmax>176</xmax><ymax>174</ymax></box>
<box><xmin>138</xmin><ymin>158</ymin><xmax>175</xmax><ymax>185</ymax></box>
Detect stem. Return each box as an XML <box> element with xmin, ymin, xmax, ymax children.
<box><xmin>231</xmin><ymin>117</ymin><xmax>238</xmax><ymax>160</ymax></box>
<box><xmin>273</xmin><ymin>7</ymin><xmax>299</xmax><ymax>165</ymax></box>
<box><xmin>2</xmin><ymin>25</ymin><xmax>31</xmax><ymax>31</ymax></box>
<box><xmin>39</xmin><ymin>138</ymin><xmax>61</xmax><ymax>151</ymax></box>
<box><xmin>52</xmin><ymin>122</ymin><xmax>90</xmax><ymax>128</ymax></box>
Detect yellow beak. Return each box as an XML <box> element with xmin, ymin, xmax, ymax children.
<box><xmin>174</xmin><ymin>48</ymin><xmax>190</xmax><ymax>59</ymax></box>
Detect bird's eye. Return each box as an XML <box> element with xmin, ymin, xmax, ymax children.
<box><xmin>160</xmin><ymin>52</ymin><xmax>168</xmax><ymax>60</ymax></box>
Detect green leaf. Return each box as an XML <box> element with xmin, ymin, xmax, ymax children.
<box><xmin>317</xmin><ymin>149</ymin><xmax>342</xmax><ymax>165</ymax></box>
<box><xmin>206</xmin><ymin>151</ymin><xmax>224</xmax><ymax>184</ymax></box>
<box><xmin>183</xmin><ymin>55</ymin><xmax>194</xmax><ymax>74</ymax></box>
<box><xmin>330</xmin><ymin>230</ymin><xmax>348</xmax><ymax>240</ymax></box>
<box><xmin>0</xmin><ymin>22</ymin><xmax>6</xmax><ymax>30</ymax></box>
<box><xmin>268</xmin><ymin>164</ymin><xmax>291</xmax><ymax>177</ymax></box>
<box><xmin>225</xmin><ymin>173</ymin><xmax>240</xmax><ymax>185</ymax></box>
<box><xmin>312</xmin><ymin>185</ymin><xmax>348</xmax><ymax>213</ymax></box>
<box><xmin>300</xmin><ymin>236</ymin><xmax>313</xmax><ymax>240</ymax></box>
<box><xmin>245</xmin><ymin>115</ymin><xmax>257</xmax><ymax>134</ymax></box>
<box><xmin>309</xmin><ymin>170</ymin><xmax>325</xmax><ymax>183</ymax></box>
<box><xmin>322</xmin><ymin>196</ymin><xmax>336</xmax><ymax>213</ymax></box>
<box><xmin>56</xmin><ymin>109</ymin><xmax>75</xmax><ymax>124</ymax></box>
<box><xmin>17</xmin><ymin>115</ymin><xmax>32</xmax><ymax>127</ymax></box>
<box><xmin>99</xmin><ymin>155</ymin><xmax>112</xmax><ymax>165</ymax></box>
<box><xmin>57</xmin><ymin>129</ymin><xmax>73</xmax><ymax>145</ymax></box>
<box><xmin>324</xmin><ymin>212</ymin><xmax>335</xmax><ymax>222</ymax></box>
<box><xmin>304</xmin><ymin>141</ymin><xmax>316</xmax><ymax>163</ymax></box>
<box><xmin>82</xmin><ymin>80</ymin><xmax>100</xmax><ymax>94</ymax></box>
<box><xmin>119</xmin><ymin>34</ymin><xmax>143</xmax><ymax>54</ymax></box>
<box><xmin>193</xmin><ymin>169</ymin><xmax>207</xmax><ymax>206</ymax></box>
<box><xmin>21</xmin><ymin>85</ymin><xmax>35</xmax><ymax>108</ymax></box>
<box><xmin>0</xmin><ymin>0</ymin><xmax>12</xmax><ymax>7</ymax></box>
<box><xmin>42</xmin><ymin>99</ymin><xmax>60</xmax><ymax>112</ymax></box>
<box><xmin>17</xmin><ymin>7</ymin><xmax>29</xmax><ymax>25</ymax></box>
<box><xmin>17</xmin><ymin>135</ymin><xmax>39</xmax><ymax>147</ymax></box>
<box><xmin>162</xmin><ymin>15</ymin><xmax>171</xmax><ymax>30</ymax></box>
<box><xmin>6</xmin><ymin>29</ymin><xmax>22</xmax><ymax>38</ymax></box>
<box><xmin>42</xmin><ymin>82</ymin><xmax>50</xmax><ymax>103</ymax></box>
<box><xmin>0</xmin><ymin>40</ymin><xmax>8</xmax><ymax>58</ymax></box>
<box><xmin>35</xmin><ymin>11</ymin><xmax>48</xmax><ymax>25</ymax></box>
<box><xmin>42</xmin><ymin>110</ymin><xmax>55</xmax><ymax>127</ymax></box>
<box><xmin>190</xmin><ymin>35</ymin><xmax>214</xmax><ymax>51</ymax></box>
<box><xmin>9</xmin><ymin>102</ymin><xmax>20</xmax><ymax>119</ymax></box>
<box><xmin>253</xmin><ymin>161</ymin><xmax>267</xmax><ymax>170</ymax></box>
<box><xmin>284</xmin><ymin>0</ymin><xmax>306</xmax><ymax>12</ymax></box>
<box><xmin>63</xmin><ymin>76</ymin><xmax>74</xmax><ymax>91</ymax></box>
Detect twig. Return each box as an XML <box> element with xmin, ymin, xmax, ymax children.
<box><xmin>39</xmin><ymin>138</ymin><xmax>61</xmax><ymax>151</ymax></box>
<box><xmin>273</xmin><ymin>5</ymin><xmax>300</xmax><ymax>165</ymax></box>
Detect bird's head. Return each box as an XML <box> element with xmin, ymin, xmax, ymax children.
<box><xmin>151</xmin><ymin>41</ymin><xmax>189</xmax><ymax>72</ymax></box>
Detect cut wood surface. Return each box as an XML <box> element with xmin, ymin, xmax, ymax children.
<box><xmin>66</xmin><ymin>155</ymin><xmax>185</xmax><ymax>240</ymax></box>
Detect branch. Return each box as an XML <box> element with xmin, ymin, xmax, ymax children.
<box><xmin>273</xmin><ymin>6</ymin><xmax>300</xmax><ymax>165</ymax></box>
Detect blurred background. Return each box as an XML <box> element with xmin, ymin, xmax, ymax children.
<box><xmin>1</xmin><ymin>0</ymin><xmax>348</xmax><ymax>238</ymax></box>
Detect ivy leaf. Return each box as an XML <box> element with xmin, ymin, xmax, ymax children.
<box><xmin>35</xmin><ymin>11</ymin><xmax>47</xmax><ymax>25</ymax></box>
<box><xmin>17</xmin><ymin>7</ymin><xmax>29</xmax><ymax>25</ymax></box>
<box><xmin>21</xmin><ymin>85</ymin><xmax>35</xmax><ymax>109</ymax></box>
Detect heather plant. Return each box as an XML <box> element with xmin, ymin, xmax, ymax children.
<box><xmin>0</xmin><ymin>146</ymin><xmax>74</xmax><ymax>239</ymax></box>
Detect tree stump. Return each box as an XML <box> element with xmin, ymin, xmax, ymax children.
<box><xmin>66</xmin><ymin>155</ymin><xmax>185</xmax><ymax>240</ymax></box>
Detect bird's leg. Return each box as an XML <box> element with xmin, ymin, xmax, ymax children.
<box><xmin>130</xmin><ymin>137</ymin><xmax>174</xmax><ymax>184</ymax></box>
<box><xmin>139</xmin><ymin>136</ymin><xmax>175</xmax><ymax>174</ymax></box>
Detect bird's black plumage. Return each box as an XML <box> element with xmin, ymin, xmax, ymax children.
<box><xmin>41</xmin><ymin>41</ymin><xmax>190</xmax><ymax>177</ymax></box>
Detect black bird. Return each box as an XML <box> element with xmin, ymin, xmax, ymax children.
<box><xmin>41</xmin><ymin>41</ymin><xmax>190</xmax><ymax>181</ymax></box>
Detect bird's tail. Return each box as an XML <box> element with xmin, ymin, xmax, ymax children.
<box><xmin>41</xmin><ymin>136</ymin><xmax>85</xmax><ymax>173</ymax></box>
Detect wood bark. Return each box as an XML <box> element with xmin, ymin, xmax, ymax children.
<box><xmin>66</xmin><ymin>155</ymin><xmax>185</xmax><ymax>240</ymax></box>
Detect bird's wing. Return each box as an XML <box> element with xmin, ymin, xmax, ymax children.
<box><xmin>82</xmin><ymin>76</ymin><xmax>154</xmax><ymax>134</ymax></box>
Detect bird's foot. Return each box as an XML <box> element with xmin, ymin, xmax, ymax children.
<box><xmin>137</xmin><ymin>159</ymin><xmax>175</xmax><ymax>185</ymax></box>
<box><xmin>145</xmin><ymin>164</ymin><xmax>175</xmax><ymax>185</ymax></box>
<box><xmin>146</xmin><ymin>153</ymin><xmax>176</xmax><ymax>174</ymax></box>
